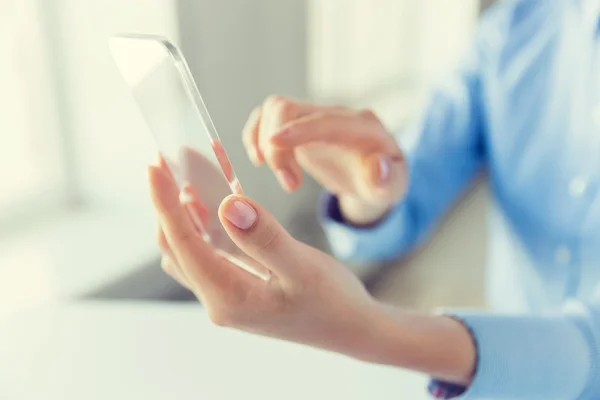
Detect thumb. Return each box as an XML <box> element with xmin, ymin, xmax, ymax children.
<box><xmin>359</xmin><ymin>153</ymin><xmax>408</xmax><ymax>204</ymax></box>
<box><xmin>218</xmin><ymin>195</ymin><xmax>300</xmax><ymax>281</ymax></box>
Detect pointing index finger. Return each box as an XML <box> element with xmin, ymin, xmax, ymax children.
<box><xmin>268</xmin><ymin>111</ymin><xmax>397</xmax><ymax>154</ymax></box>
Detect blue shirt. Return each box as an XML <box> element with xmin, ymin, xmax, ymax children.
<box><xmin>321</xmin><ymin>1</ymin><xmax>600</xmax><ymax>399</ymax></box>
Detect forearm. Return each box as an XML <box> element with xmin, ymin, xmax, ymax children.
<box><xmin>353</xmin><ymin>302</ymin><xmax>476</xmax><ymax>385</ymax></box>
<box><xmin>347</xmin><ymin>301</ymin><xmax>599</xmax><ymax>400</ymax></box>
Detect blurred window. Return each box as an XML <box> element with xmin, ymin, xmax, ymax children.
<box><xmin>0</xmin><ymin>0</ymin><xmax>68</xmax><ymax>229</ymax></box>
<box><xmin>0</xmin><ymin>0</ymin><xmax>177</xmax><ymax>315</ymax></box>
<box><xmin>308</xmin><ymin>0</ymin><xmax>479</xmax><ymax>130</ymax></box>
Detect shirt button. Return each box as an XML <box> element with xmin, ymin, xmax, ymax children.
<box><xmin>569</xmin><ymin>177</ymin><xmax>588</xmax><ymax>198</ymax></box>
<box><xmin>555</xmin><ymin>246</ymin><xmax>572</xmax><ymax>265</ymax></box>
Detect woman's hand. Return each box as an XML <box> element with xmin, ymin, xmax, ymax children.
<box><xmin>148</xmin><ymin>160</ymin><xmax>475</xmax><ymax>385</ymax></box>
<box><xmin>149</xmin><ymin>159</ymin><xmax>377</xmax><ymax>356</ymax></box>
<box><xmin>242</xmin><ymin>96</ymin><xmax>408</xmax><ymax>225</ymax></box>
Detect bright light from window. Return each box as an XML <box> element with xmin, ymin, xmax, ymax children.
<box><xmin>0</xmin><ymin>0</ymin><xmax>64</xmax><ymax>214</ymax></box>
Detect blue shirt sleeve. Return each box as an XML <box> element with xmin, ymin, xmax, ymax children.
<box><xmin>319</xmin><ymin>2</ymin><xmax>600</xmax><ymax>398</ymax></box>
<box><xmin>320</xmin><ymin>32</ymin><xmax>487</xmax><ymax>263</ymax></box>
<box><xmin>443</xmin><ymin>294</ymin><xmax>600</xmax><ymax>400</ymax></box>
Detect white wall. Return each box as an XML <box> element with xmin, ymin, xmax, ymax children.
<box><xmin>308</xmin><ymin>0</ymin><xmax>479</xmax><ymax>129</ymax></box>
<box><xmin>176</xmin><ymin>0</ymin><xmax>326</xmax><ymax>246</ymax></box>
<box><xmin>174</xmin><ymin>1</ymin><xmax>489</xmax><ymax>271</ymax></box>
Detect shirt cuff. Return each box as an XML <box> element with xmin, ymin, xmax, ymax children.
<box><xmin>428</xmin><ymin>317</ymin><xmax>477</xmax><ymax>399</ymax></box>
<box><xmin>318</xmin><ymin>192</ymin><xmax>412</xmax><ymax>262</ymax></box>
<box><xmin>432</xmin><ymin>305</ymin><xmax>598</xmax><ymax>400</ymax></box>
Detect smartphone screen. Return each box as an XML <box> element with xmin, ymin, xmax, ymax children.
<box><xmin>109</xmin><ymin>34</ymin><xmax>270</xmax><ymax>280</ymax></box>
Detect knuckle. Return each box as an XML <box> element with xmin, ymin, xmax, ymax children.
<box><xmin>262</xmin><ymin>147</ymin><xmax>287</xmax><ymax>169</ymax></box>
<box><xmin>242</xmin><ymin>133</ymin><xmax>253</xmax><ymax>149</ymax></box>
<box><xmin>174</xmin><ymin>228</ymin><xmax>196</xmax><ymax>247</ymax></box>
<box><xmin>265</xmin><ymin>95</ymin><xmax>295</xmax><ymax>117</ymax></box>
<box><xmin>262</xmin><ymin>144</ymin><xmax>278</xmax><ymax>160</ymax></box>
<box><xmin>243</xmin><ymin>107</ymin><xmax>261</xmax><ymax>134</ymax></box>
<box><xmin>358</xmin><ymin>108</ymin><xmax>378</xmax><ymax>121</ymax></box>
<box><xmin>208</xmin><ymin>308</ymin><xmax>236</xmax><ymax>327</ymax></box>
<box><xmin>157</xmin><ymin>231</ymin><xmax>169</xmax><ymax>253</ymax></box>
<box><xmin>251</xmin><ymin>105</ymin><xmax>262</xmax><ymax>118</ymax></box>
<box><xmin>256</xmin><ymin>228</ymin><xmax>285</xmax><ymax>253</ymax></box>
<box><xmin>160</xmin><ymin>257</ymin><xmax>171</xmax><ymax>273</ymax></box>
<box><xmin>241</xmin><ymin>125</ymin><xmax>251</xmax><ymax>142</ymax></box>
<box><xmin>264</xmin><ymin>94</ymin><xmax>284</xmax><ymax>108</ymax></box>
<box><xmin>274</xmin><ymin>99</ymin><xmax>295</xmax><ymax>117</ymax></box>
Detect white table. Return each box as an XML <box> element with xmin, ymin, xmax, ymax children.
<box><xmin>0</xmin><ymin>301</ymin><xmax>428</xmax><ymax>400</ymax></box>
<box><xmin>0</xmin><ymin>207</ymin><xmax>159</xmax><ymax>319</ymax></box>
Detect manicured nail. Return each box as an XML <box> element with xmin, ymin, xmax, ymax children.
<box><xmin>223</xmin><ymin>199</ymin><xmax>257</xmax><ymax>229</ymax></box>
<box><xmin>276</xmin><ymin>168</ymin><xmax>297</xmax><ymax>191</ymax></box>
<box><xmin>378</xmin><ymin>156</ymin><xmax>390</xmax><ymax>185</ymax></box>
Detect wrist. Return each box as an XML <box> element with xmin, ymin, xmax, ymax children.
<box><xmin>338</xmin><ymin>195</ymin><xmax>391</xmax><ymax>227</ymax></box>
<box><xmin>353</xmin><ymin>302</ymin><xmax>476</xmax><ymax>385</ymax></box>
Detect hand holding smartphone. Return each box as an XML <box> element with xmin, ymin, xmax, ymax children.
<box><xmin>109</xmin><ymin>34</ymin><xmax>270</xmax><ymax>280</ymax></box>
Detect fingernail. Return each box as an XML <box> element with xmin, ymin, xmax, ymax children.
<box><xmin>224</xmin><ymin>199</ymin><xmax>257</xmax><ymax>229</ymax></box>
<box><xmin>276</xmin><ymin>168</ymin><xmax>297</xmax><ymax>191</ymax></box>
<box><xmin>378</xmin><ymin>156</ymin><xmax>390</xmax><ymax>184</ymax></box>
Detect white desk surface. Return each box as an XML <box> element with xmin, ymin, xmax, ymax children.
<box><xmin>0</xmin><ymin>301</ymin><xmax>428</xmax><ymax>400</ymax></box>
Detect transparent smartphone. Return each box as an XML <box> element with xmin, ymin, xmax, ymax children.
<box><xmin>109</xmin><ymin>34</ymin><xmax>270</xmax><ymax>280</ymax></box>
